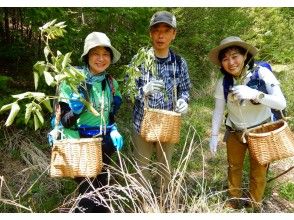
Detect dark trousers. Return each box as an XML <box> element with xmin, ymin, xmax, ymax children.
<box><xmin>74</xmin><ymin>133</ymin><xmax>116</xmax><ymax>213</ymax></box>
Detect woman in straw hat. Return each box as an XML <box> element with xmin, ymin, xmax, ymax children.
<box><xmin>51</xmin><ymin>32</ymin><xmax>123</xmax><ymax>212</ymax></box>
<box><xmin>208</xmin><ymin>36</ymin><xmax>286</xmax><ymax>210</ymax></box>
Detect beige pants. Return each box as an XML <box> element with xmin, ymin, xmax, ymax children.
<box><xmin>226</xmin><ymin>131</ymin><xmax>268</xmax><ymax>204</ymax></box>
<box><xmin>132</xmin><ymin>130</ymin><xmax>174</xmax><ymax>191</ymax></box>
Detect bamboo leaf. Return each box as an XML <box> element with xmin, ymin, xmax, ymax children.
<box><xmin>62</xmin><ymin>52</ymin><xmax>72</xmax><ymax>69</ymax></box>
<box><xmin>4</xmin><ymin>102</ymin><xmax>20</xmax><ymax>127</ymax></box>
<box><xmin>54</xmin><ymin>74</ymin><xmax>67</xmax><ymax>83</ymax></box>
<box><xmin>44</xmin><ymin>46</ymin><xmax>50</xmax><ymax>59</ymax></box>
<box><xmin>34</xmin><ymin>71</ymin><xmax>39</xmax><ymax>90</ymax></box>
<box><xmin>55</xmin><ymin>21</ymin><xmax>66</xmax><ymax>28</ymax></box>
<box><xmin>30</xmin><ymin>92</ymin><xmax>46</xmax><ymax>101</ymax></box>
<box><xmin>0</xmin><ymin>103</ymin><xmax>13</xmax><ymax>113</ymax></box>
<box><xmin>33</xmin><ymin>114</ymin><xmax>40</xmax><ymax>131</ymax></box>
<box><xmin>44</xmin><ymin>71</ymin><xmax>55</xmax><ymax>86</ymax></box>
<box><xmin>25</xmin><ymin>103</ymin><xmax>33</xmax><ymax>124</ymax></box>
<box><xmin>12</xmin><ymin>92</ymin><xmax>29</xmax><ymax>100</ymax></box>
<box><xmin>35</xmin><ymin>109</ymin><xmax>44</xmax><ymax>125</ymax></box>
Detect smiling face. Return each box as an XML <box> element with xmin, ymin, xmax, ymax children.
<box><xmin>88</xmin><ymin>46</ymin><xmax>112</xmax><ymax>75</ymax></box>
<box><xmin>220</xmin><ymin>47</ymin><xmax>247</xmax><ymax>77</ymax></box>
<box><xmin>150</xmin><ymin>23</ymin><xmax>176</xmax><ymax>57</ymax></box>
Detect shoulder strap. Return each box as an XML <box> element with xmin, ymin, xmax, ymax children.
<box><xmin>223</xmin><ymin>74</ymin><xmax>234</xmax><ymax>103</ymax></box>
<box><xmin>106</xmin><ymin>74</ymin><xmax>115</xmax><ymax>95</ymax></box>
<box><xmin>175</xmin><ymin>54</ymin><xmax>182</xmax><ymax>69</ymax></box>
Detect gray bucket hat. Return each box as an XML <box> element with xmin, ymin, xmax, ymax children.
<box><xmin>208</xmin><ymin>36</ymin><xmax>258</xmax><ymax>66</ymax></box>
<box><xmin>81</xmin><ymin>32</ymin><xmax>121</xmax><ymax>64</ymax></box>
<box><xmin>149</xmin><ymin>11</ymin><xmax>177</xmax><ymax>29</ymax></box>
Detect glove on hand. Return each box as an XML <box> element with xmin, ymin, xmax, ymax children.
<box><xmin>209</xmin><ymin>135</ymin><xmax>218</xmax><ymax>156</ymax></box>
<box><xmin>69</xmin><ymin>93</ymin><xmax>84</xmax><ymax>114</ymax></box>
<box><xmin>231</xmin><ymin>85</ymin><xmax>259</xmax><ymax>100</ymax></box>
<box><xmin>143</xmin><ymin>80</ymin><xmax>165</xmax><ymax>96</ymax></box>
<box><xmin>110</xmin><ymin>126</ymin><xmax>123</xmax><ymax>151</ymax></box>
<box><xmin>175</xmin><ymin>98</ymin><xmax>188</xmax><ymax>114</ymax></box>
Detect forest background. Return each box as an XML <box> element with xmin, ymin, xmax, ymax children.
<box><xmin>0</xmin><ymin>7</ymin><xmax>293</xmax><ymax>213</ymax></box>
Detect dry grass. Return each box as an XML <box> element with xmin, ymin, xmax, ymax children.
<box><xmin>54</xmin><ymin>125</ymin><xmax>233</xmax><ymax>213</ymax></box>
<box><xmin>0</xmin><ymin>124</ymin><xmax>233</xmax><ymax>213</ymax></box>
<box><xmin>3</xmin><ymin>119</ymin><xmax>293</xmax><ymax>213</ymax></box>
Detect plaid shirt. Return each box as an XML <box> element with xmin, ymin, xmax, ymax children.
<box><xmin>133</xmin><ymin>49</ymin><xmax>191</xmax><ymax>133</ymax></box>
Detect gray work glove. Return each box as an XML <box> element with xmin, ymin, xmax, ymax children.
<box><xmin>143</xmin><ymin>80</ymin><xmax>165</xmax><ymax>96</ymax></box>
<box><xmin>175</xmin><ymin>98</ymin><xmax>188</xmax><ymax>114</ymax></box>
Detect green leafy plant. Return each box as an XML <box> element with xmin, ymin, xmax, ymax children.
<box><xmin>122</xmin><ymin>46</ymin><xmax>169</xmax><ymax>103</ymax></box>
<box><xmin>122</xmin><ymin>47</ymin><xmax>156</xmax><ymax>103</ymax></box>
<box><xmin>279</xmin><ymin>182</ymin><xmax>294</xmax><ymax>201</ymax></box>
<box><xmin>0</xmin><ymin>19</ymin><xmax>98</xmax><ymax>130</ymax></box>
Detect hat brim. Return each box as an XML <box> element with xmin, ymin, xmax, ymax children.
<box><xmin>81</xmin><ymin>44</ymin><xmax>121</xmax><ymax>64</ymax></box>
<box><xmin>150</xmin><ymin>21</ymin><xmax>176</xmax><ymax>29</ymax></box>
<box><xmin>208</xmin><ymin>41</ymin><xmax>258</xmax><ymax>67</ymax></box>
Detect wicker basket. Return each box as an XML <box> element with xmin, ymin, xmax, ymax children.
<box><xmin>247</xmin><ymin>120</ymin><xmax>294</xmax><ymax>165</ymax></box>
<box><xmin>140</xmin><ymin>107</ymin><xmax>181</xmax><ymax>143</ymax></box>
<box><xmin>50</xmin><ymin>137</ymin><xmax>103</xmax><ymax>178</ymax></box>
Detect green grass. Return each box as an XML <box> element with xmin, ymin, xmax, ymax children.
<box><xmin>279</xmin><ymin>182</ymin><xmax>294</xmax><ymax>201</ymax></box>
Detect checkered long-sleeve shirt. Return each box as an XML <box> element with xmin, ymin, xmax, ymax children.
<box><xmin>132</xmin><ymin>49</ymin><xmax>191</xmax><ymax>134</ymax></box>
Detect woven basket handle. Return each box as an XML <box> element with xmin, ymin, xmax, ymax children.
<box><xmin>279</xmin><ymin>109</ymin><xmax>290</xmax><ymax>121</ymax></box>
<box><xmin>51</xmin><ymin>146</ymin><xmax>65</xmax><ymax>167</ymax></box>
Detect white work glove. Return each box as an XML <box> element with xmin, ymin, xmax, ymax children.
<box><xmin>209</xmin><ymin>135</ymin><xmax>219</xmax><ymax>156</ymax></box>
<box><xmin>231</xmin><ymin>85</ymin><xmax>259</xmax><ymax>100</ymax></box>
<box><xmin>175</xmin><ymin>98</ymin><xmax>188</xmax><ymax>114</ymax></box>
<box><xmin>143</xmin><ymin>80</ymin><xmax>165</xmax><ymax>96</ymax></box>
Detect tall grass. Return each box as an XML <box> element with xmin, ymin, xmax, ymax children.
<box><xmin>0</xmin><ymin>124</ymin><xmax>236</xmax><ymax>213</ymax></box>
<box><xmin>60</xmin><ymin>125</ymin><xmax>237</xmax><ymax>213</ymax></box>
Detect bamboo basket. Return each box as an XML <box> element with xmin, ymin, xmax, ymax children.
<box><xmin>140</xmin><ymin>108</ymin><xmax>181</xmax><ymax>143</ymax></box>
<box><xmin>247</xmin><ymin>119</ymin><xmax>294</xmax><ymax>165</ymax></box>
<box><xmin>50</xmin><ymin>137</ymin><xmax>103</xmax><ymax>178</ymax></box>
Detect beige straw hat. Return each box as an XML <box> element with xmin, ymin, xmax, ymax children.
<box><xmin>208</xmin><ymin>36</ymin><xmax>258</xmax><ymax>66</ymax></box>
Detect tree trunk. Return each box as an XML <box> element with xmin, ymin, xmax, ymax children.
<box><xmin>4</xmin><ymin>8</ymin><xmax>10</xmax><ymax>43</ymax></box>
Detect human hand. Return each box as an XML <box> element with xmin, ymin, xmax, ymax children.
<box><xmin>209</xmin><ymin>135</ymin><xmax>218</xmax><ymax>156</ymax></box>
<box><xmin>175</xmin><ymin>98</ymin><xmax>188</xmax><ymax>114</ymax></box>
<box><xmin>69</xmin><ymin>93</ymin><xmax>84</xmax><ymax>114</ymax></box>
<box><xmin>143</xmin><ymin>79</ymin><xmax>165</xmax><ymax>96</ymax></box>
<box><xmin>231</xmin><ymin>85</ymin><xmax>259</xmax><ymax>100</ymax></box>
<box><xmin>110</xmin><ymin>126</ymin><xmax>123</xmax><ymax>151</ymax></box>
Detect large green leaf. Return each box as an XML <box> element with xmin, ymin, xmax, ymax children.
<box><xmin>44</xmin><ymin>71</ymin><xmax>55</xmax><ymax>86</ymax></box>
<box><xmin>4</xmin><ymin>102</ymin><xmax>20</xmax><ymax>126</ymax></box>
<box><xmin>33</xmin><ymin>113</ymin><xmax>40</xmax><ymax>131</ymax></box>
<box><xmin>33</xmin><ymin>71</ymin><xmax>39</xmax><ymax>90</ymax></box>
<box><xmin>44</xmin><ymin>46</ymin><xmax>50</xmax><ymax>60</ymax></box>
<box><xmin>62</xmin><ymin>52</ymin><xmax>72</xmax><ymax>69</ymax></box>
<box><xmin>0</xmin><ymin>103</ymin><xmax>13</xmax><ymax>113</ymax></box>
<box><xmin>25</xmin><ymin>103</ymin><xmax>33</xmax><ymax>124</ymax></box>
<box><xmin>12</xmin><ymin>92</ymin><xmax>29</xmax><ymax>100</ymax></box>
<box><xmin>35</xmin><ymin>109</ymin><xmax>44</xmax><ymax>125</ymax></box>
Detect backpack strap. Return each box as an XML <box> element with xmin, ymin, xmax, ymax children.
<box><xmin>223</xmin><ymin>74</ymin><xmax>234</xmax><ymax>103</ymax></box>
<box><xmin>106</xmin><ymin>74</ymin><xmax>115</xmax><ymax>96</ymax></box>
<box><xmin>175</xmin><ymin>54</ymin><xmax>182</xmax><ymax>72</ymax></box>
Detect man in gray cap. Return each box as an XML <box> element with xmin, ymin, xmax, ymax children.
<box><xmin>132</xmin><ymin>11</ymin><xmax>191</xmax><ymax>194</ymax></box>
